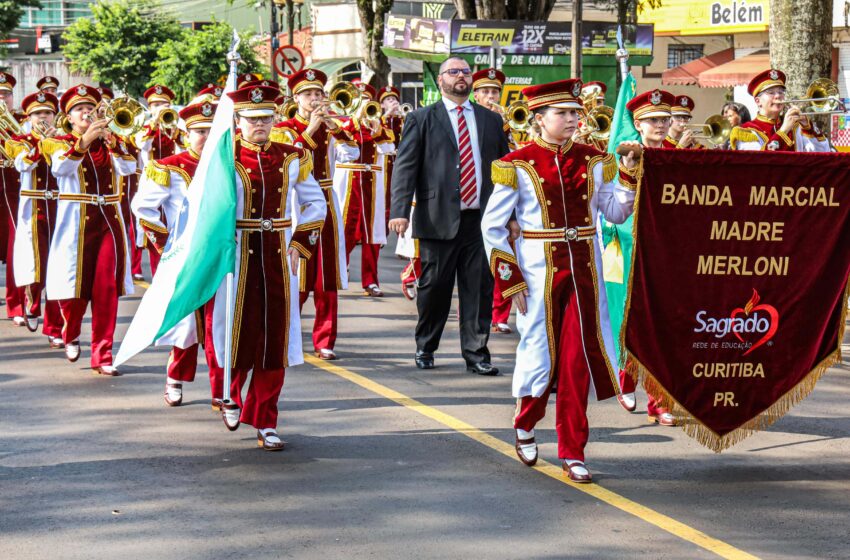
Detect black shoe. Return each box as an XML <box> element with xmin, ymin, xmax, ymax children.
<box><xmin>415</xmin><ymin>351</ymin><xmax>434</xmax><ymax>369</ymax></box>
<box><xmin>467</xmin><ymin>362</ymin><xmax>499</xmax><ymax>376</ymax></box>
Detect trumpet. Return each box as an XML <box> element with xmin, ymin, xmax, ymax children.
<box><xmin>506</xmin><ymin>101</ymin><xmax>531</xmax><ymax>132</ymax></box>
<box><xmin>152</xmin><ymin>107</ymin><xmax>179</xmax><ymax>131</ymax></box>
<box><xmin>358</xmin><ymin>100</ymin><xmax>382</xmax><ymax>123</ymax></box>
<box><xmin>580</xmin><ymin>105</ymin><xmax>614</xmax><ymax>141</ymax></box>
<box><xmin>34</xmin><ymin>119</ymin><xmax>55</xmax><ymax>137</ymax></box>
<box><xmin>328</xmin><ymin>82</ymin><xmax>363</xmax><ymax>117</ymax></box>
<box><xmin>400</xmin><ymin>103</ymin><xmax>414</xmax><ymax>115</ymax></box>
<box><xmin>685</xmin><ymin>114</ymin><xmax>731</xmax><ymax>146</ymax></box>
<box><xmin>778</xmin><ymin>78</ymin><xmax>845</xmax><ymax>115</ymax></box>
<box><xmin>87</xmin><ymin>97</ymin><xmax>146</xmax><ymax>137</ymax></box>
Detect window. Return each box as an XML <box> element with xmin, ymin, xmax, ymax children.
<box><xmin>667</xmin><ymin>44</ymin><xmax>704</xmax><ymax>68</ymax></box>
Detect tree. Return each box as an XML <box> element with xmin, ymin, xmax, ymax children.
<box><xmin>151</xmin><ymin>22</ymin><xmax>268</xmax><ymax>104</ymax></box>
<box><xmin>452</xmin><ymin>0</ymin><xmax>556</xmax><ymax>20</ymax></box>
<box><xmin>770</xmin><ymin>0</ymin><xmax>833</xmax><ymax>98</ymax></box>
<box><xmin>0</xmin><ymin>0</ymin><xmax>40</xmax><ymax>39</ymax></box>
<box><xmin>356</xmin><ymin>0</ymin><xmax>394</xmax><ymax>89</ymax></box>
<box><xmin>62</xmin><ymin>0</ymin><xmax>182</xmax><ymax>98</ymax></box>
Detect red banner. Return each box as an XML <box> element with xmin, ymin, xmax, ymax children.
<box><xmin>624</xmin><ymin>149</ymin><xmax>850</xmax><ymax>452</ymax></box>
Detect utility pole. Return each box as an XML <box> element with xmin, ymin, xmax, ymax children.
<box><xmin>571</xmin><ymin>0</ymin><xmax>583</xmax><ymax>79</ymax></box>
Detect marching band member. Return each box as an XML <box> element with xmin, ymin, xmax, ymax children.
<box><xmin>730</xmin><ymin>69</ymin><xmax>830</xmax><ymax>152</ymax></box>
<box><xmin>608</xmin><ymin>89</ymin><xmax>678</xmax><ymax>424</ymax></box>
<box><xmin>237</xmin><ymin>73</ymin><xmax>262</xmax><ymax>90</ymax></box>
<box><xmin>271</xmin><ymin>68</ymin><xmax>360</xmax><ymax>361</ymax></box>
<box><xmin>37</xmin><ymin>76</ymin><xmax>60</xmax><ymax>96</ymax></box>
<box><xmin>334</xmin><ymin>82</ymin><xmax>395</xmax><ymax>297</ymax></box>
<box><xmin>5</xmin><ymin>92</ymin><xmax>64</xmax><ymax>343</ymax></box>
<box><xmin>472</xmin><ymin>68</ymin><xmax>516</xmax><ymax>333</ymax></box>
<box><xmin>0</xmin><ymin>72</ymin><xmax>28</xmax><ymax>326</ymax></box>
<box><xmin>213</xmin><ymin>84</ymin><xmax>326</xmax><ymax>450</ymax></box>
<box><xmin>664</xmin><ymin>95</ymin><xmax>703</xmax><ymax>149</ymax></box>
<box><xmin>482</xmin><ymin>79</ymin><xmax>639</xmax><ymax>482</ymax></box>
<box><xmin>379</xmin><ymin>85</ymin><xmax>404</xmax><ymax>227</ymax></box>
<box><xmin>41</xmin><ymin>85</ymin><xmax>137</xmax><ymax>375</ymax></box>
<box><xmin>132</xmin><ymin>84</ymin><xmax>178</xmax><ymax>279</ymax></box>
<box><xmin>132</xmin><ymin>99</ymin><xmax>217</xmax><ymax>406</ymax></box>
<box><xmin>581</xmin><ymin>81</ymin><xmax>607</xmax><ymax>108</ymax></box>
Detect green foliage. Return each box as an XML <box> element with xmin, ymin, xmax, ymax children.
<box><xmin>150</xmin><ymin>22</ymin><xmax>267</xmax><ymax>105</ymax></box>
<box><xmin>0</xmin><ymin>0</ymin><xmax>41</xmax><ymax>39</ymax></box>
<box><xmin>62</xmin><ymin>0</ymin><xmax>182</xmax><ymax>98</ymax></box>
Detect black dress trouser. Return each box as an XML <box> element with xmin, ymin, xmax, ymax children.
<box><xmin>415</xmin><ymin>209</ymin><xmax>493</xmax><ymax>366</ymax></box>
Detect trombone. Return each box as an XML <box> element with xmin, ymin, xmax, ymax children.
<box><xmin>685</xmin><ymin>114</ymin><xmax>731</xmax><ymax>146</ymax></box>
<box><xmin>777</xmin><ymin>78</ymin><xmax>845</xmax><ymax>115</ymax></box>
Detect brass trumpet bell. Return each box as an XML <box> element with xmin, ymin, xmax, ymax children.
<box><xmin>328</xmin><ymin>82</ymin><xmax>363</xmax><ymax>117</ymax></box>
<box><xmin>778</xmin><ymin>78</ymin><xmax>844</xmax><ymax>115</ymax></box>
<box><xmin>586</xmin><ymin>105</ymin><xmax>613</xmax><ymax>141</ymax></box>
<box><xmin>55</xmin><ymin>112</ymin><xmax>73</xmax><ymax>135</ymax></box>
<box><xmin>0</xmin><ymin>100</ymin><xmax>24</xmax><ymax>140</ymax></box>
<box><xmin>279</xmin><ymin>101</ymin><xmax>298</xmax><ymax>120</ymax></box>
<box><xmin>687</xmin><ymin>114</ymin><xmax>731</xmax><ymax>146</ymax></box>
<box><xmin>359</xmin><ymin>100</ymin><xmax>382</xmax><ymax>122</ymax></box>
<box><xmin>506</xmin><ymin>101</ymin><xmax>531</xmax><ymax>132</ymax></box>
<box><xmin>156</xmin><ymin>108</ymin><xmax>179</xmax><ymax>129</ymax></box>
<box><xmin>109</xmin><ymin>97</ymin><xmax>145</xmax><ymax>137</ymax></box>
<box><xmin>400</xmin><ymin>103</ymin><xmax>414</xmax><ymax>115</ymax></box>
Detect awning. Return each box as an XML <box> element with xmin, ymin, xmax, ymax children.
<box><xmin>309</xmin><ymin>57</ymin><xmax>361</xmax><ymax>78</ymax></box>
<box><xmin>697</xmin><ymin>50</ymin><xmax>770</xmax><ymax>88</ymax></box>
<box><xmin>662</xmin><ymin>48</ymin><xmax>734</xmax><ymax>86</ymax></box>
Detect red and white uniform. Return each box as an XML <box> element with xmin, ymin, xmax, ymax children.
<box><xmin>42</xmin><ymin>129</ymin><xmax>137</xmax><ymax>366</ymax></box>
<box><xmin>333</xmin><ymin>118</ymin><xmax>395</xmax><ymax>288</ymax></box>
<box><xmin>272</xmin><ymin>112</ymin><xmax>359</xmax><ymax>352</ymax></box>
<box><xmin>7</xmin><ymin>127</ymin><xmax>63</xmax><ymax>338</ymax></box>
<box><xmin>210</xmin><ymin>134</ymin><xmax>326</xmax><ymax>429</ymax></box>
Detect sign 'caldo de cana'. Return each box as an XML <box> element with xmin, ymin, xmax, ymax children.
<box><xmin>639</xmin><ymin>0</ymin><xmax>769</xmax><ymax>36</ymax></box>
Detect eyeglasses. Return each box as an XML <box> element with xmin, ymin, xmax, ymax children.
<box><xmin>441</xmin><ymin>68</ymin><xmax>472</xmax><ymax>77</ymax></box>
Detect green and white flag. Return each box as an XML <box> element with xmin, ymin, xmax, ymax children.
<box><xmin>114</xmin><ymin>82</ymin><xmax>237</xmax><ymax>367</ymax></box>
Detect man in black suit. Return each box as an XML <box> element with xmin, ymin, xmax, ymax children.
<box><xmin>389</xmin><ymin>57</ymin><xmax>510</xmax><ymax>375</ymax></box>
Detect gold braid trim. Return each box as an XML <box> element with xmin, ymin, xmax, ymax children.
<box><xmin>600</xmin><ymin>153</ymin><xmax>617</xmax><ymax>184</ymax></box>
<box><xmin>489</xmin><ymin>247</ymin><xmax>518</xmax><ymax>276</ymax></box>
<box><xmin>145</xmin><ymin>162</ymin><xmax>171</xmax><ymax>187</ymax></box>
<box><xmin>491</xmin><ymin>160</ymin><xmax>517</xmax><ymax>190</ymax></box>
<box><xmin>297</xmin><ymin>150</ymin><xmax>313</xmax><ymax>182</ymax></box>
<box><xmin>139</xmin><ymin>218</ymin><xmax>168</xmax><ymax>234</ymax></box>
<box><xmin>269</xmin><ymin>127</ymin><xmax>294</xmax><ymax>144</ymax></box>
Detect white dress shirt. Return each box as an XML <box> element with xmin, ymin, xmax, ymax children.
<box><xmin>441</xmin><ymin>97</ymin><xmax>482</xmax><ymax>210</ymax></box>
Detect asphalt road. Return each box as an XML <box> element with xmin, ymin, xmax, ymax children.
<box><xmin>1</xmin><ymin>247</ymin><xmax>848</xmax><ymax>560</ymax></box>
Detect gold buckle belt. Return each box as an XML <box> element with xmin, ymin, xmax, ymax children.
<box><xmin>21</xmin><ymin>189</ymin><xmax>60</xmax><ymax>201</ymax></box>
<box><xmin>236</xmin><ymin>218</ymin><xmax>292</xmax><ymax>232</ymax></box>
<box><xmin>522</xmin><ymin>226</ymin><xmax>596</xmax><ymax>242</ymax></box>
<box><xmin>59</xmin><ymin>193</ymin><xmax>121</xmax><ymax>206</ymax></box>
<box><xmin>336</xmin><ymin>163</ymin><xmax>382</xmax><ymax>172</ymax></box>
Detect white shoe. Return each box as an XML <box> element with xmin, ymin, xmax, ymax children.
<box><xmin>93</xmin><ymin>365</ymin><xmax>120</xmax><ymax>376</ymax></box>
<box><xmin>12</xmin><ymin>316</ymin><xmax>25</xmax><ymax>327</ymax></box>
<box><xmin>617</xmin><ymin>392</ymin><xmax>637</xmax><ymax>412</ymax></box>
<box><xmin>515</xmin><ymin>428</ymin><xmax>538</xmax><ymax>466</ymax></box>
<box><xmin>164</xmin><ymin>380</ymin><xmax>183</xmax><ymax>406</ymax></box>
<box><xmin>65</xmin><ymin>340</ymin><xmax>81</xmax><ymax>362</ymax></box>
<box><xmin>221</xmin><ymin>400</ymin><xmax>241</xmax><ymax>431</ymax></box>
<box><xmin>24</xmin><ymin>314</ymin><xmax>39</xmax><ymax>332</ymax></box>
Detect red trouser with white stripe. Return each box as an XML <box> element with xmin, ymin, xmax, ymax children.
<box><xmin>512</xmin><ymin>269</ymin><xmax>590</xmax><ymax>462</ymax></box>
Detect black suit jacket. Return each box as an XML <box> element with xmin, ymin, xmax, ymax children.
<box><xmin>390</xmin><ymin>100</ymin><xmax>510</xmax><ymax>240</ymax></box>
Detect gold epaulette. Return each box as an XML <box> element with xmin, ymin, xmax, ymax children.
<box><xmin>600</xmin><ymin>153</ymin><xmax>617</xmax><ymax>183</ymax></box>
<box><xmin>269</xmin><ymin>127</ymin><xmax>291</xmax><ymax>145</ymax></box>
<box><xmin>4</xmin><ymin>138</ymin><xmax>29</xmax><ymax>160</ymax></box>
<box><xmin>145</xmin><ymin>161</ymin><xmax>171</xmax><ymax>187</ymax></box>
<box><xmin>38</xmin><ymin>137</ymin><xmax>72</xmax><ymax>164</ymax></box>
<box><xmin>298</xmin><ymin>150</ymin><xmax>313</xmax><ymax>183</ymax></box>
<box><xmin>729</xmin><ymin>126</ymin><xmax>760</xmax><ymax>146</ymax></box>
<box><xmin>491</xmin><ymin>160</ymin><xmax>517</xmax><ymax>190</ymax></box>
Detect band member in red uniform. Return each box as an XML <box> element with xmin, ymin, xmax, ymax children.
<box><xmin>41</xmin><ymin>85</ymin><xmax>137</xmax><ymax>375</ymax></box>
<box><xmin>271</xmin><ymin>68</ymin><xmax>359</xmax><ymax>360</ymax></box>
<box><xmin>37</xmin><ymin>76</ymin><xmax>60</xmax><ymax>96</ymax></box>
<box><xmin>133</xmin><ymin>99</ymin><xmax>218</xmax><ymax>405</ymax></box>
<box><xmin>664</xmin><ymin>95</ymin><xmax>703</xmax><ymax>149</ymax></box>
<box><xmin>213</xmin><ymin>84</ymin><xmax>326</xmax><ymax>450</ymax></box>
<box><xmin>334</xmin><ymin>83</ymin><xmax>395</xmax><ymax>297</ymax></box>
<box><xmin>132</xmin><ymin>84</ymin><xmax>179</xmax><ymax>279</ymax></box>
<box><xmin>5</xmin><ymin>91</ymin><xmax>64</xmax><ymax>343</ymax></box>
<box><xmin>0</xmin><ymin>72</ymin><xmax>28</xmax><ymax>325</ymax></box>
<box><xmin>730</xmin><ymin>69</ymin><xmax>830</xmax><ymax>152</ymax></box>
<box><xmin>613</xmin><ymin>89</ymin><xmax>678</xmax><ymax>424</ymax></box>
<box><xmin>482</xmin><ymin>79</ymin><xmax>639</xmax><ymax>482</ymax></box>
<box><xmin>379</xmin><ymin>85</ymin><xmax>404</xmax><ymax>227</ymax></box>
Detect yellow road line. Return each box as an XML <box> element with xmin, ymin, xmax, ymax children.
<box><xmin>304</xmin><ymin>354</ymin><xmax>761</xmax><ymax>560</ymax></box>
<box><xmin>134</xmin><ymin>280</ymin><xmax>151</xmax><ymax>290</ymax></box>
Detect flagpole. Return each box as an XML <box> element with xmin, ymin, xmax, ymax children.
<box><xmin>221</xmin><ymin>30</ymin><xmax>241</xmax><ymax>430</ymax></box>
<box><xmin>615</xmin><ymin>25</ymin><xmax>630</xmax><ymax>83</ymax></box>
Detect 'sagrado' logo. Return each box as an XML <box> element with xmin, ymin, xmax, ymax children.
<box><xmin>694</xmin><ymin>289</ymin><xmax>779</xmax><ymax>355</ymax></box>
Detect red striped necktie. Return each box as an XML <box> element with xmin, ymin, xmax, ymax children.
<box><xmin>456</xmin><ymin>105</ymin><xmax>478</xmax><ymax>208</ymax></box>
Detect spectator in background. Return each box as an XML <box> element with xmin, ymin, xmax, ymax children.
<box><xmin>722</xmin><ymin>102</ymin><xmax>751</xmax><ymax>127</ymax></box>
